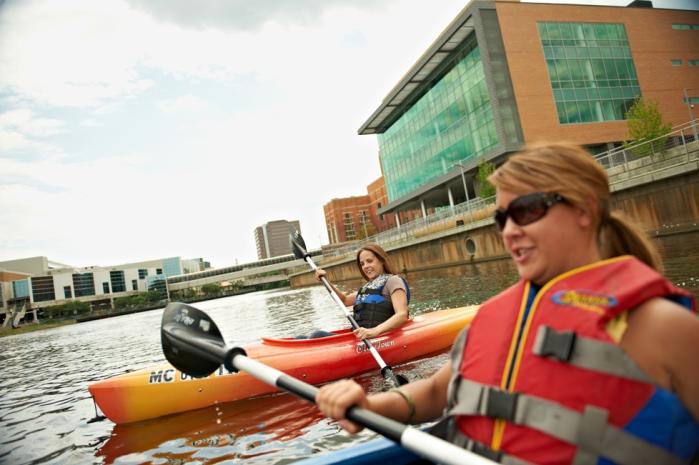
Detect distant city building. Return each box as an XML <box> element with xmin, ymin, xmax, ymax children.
<box><xmin>367</xmin><ymin>176</ymin><xmax>402</xmax><ymax>232</ymax></box>
<box><xmin>254</xmin><ymin>220</ymin><xmax>301</xmax><ymax>259</ymax></box>
<box><xmin>323</xmin><ymin>176</ymin><xmax>428</xmax><ymax>245</ymax></box>
<box><xmin>0</xmin><ymin>255</ymin><xmax>208</xmax><ymax>320</ymax></box>
<box><xmin>324</xmin><ymin>195</ymin><xmax>372</xmax><ymax>244</ymax></box>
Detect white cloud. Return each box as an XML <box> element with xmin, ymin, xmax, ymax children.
<box><xmin>80</xmin><ymin>119</ymin><xmax>101</xmax><ymax>128</ymax></box>
<box><xmin>0</xmin><ymin>0</ymin><xmax>470</xmax><ymax>266</ymax></box>
<box><xmin>0</xmin><ymin>130</ymin><xmax>28</xmax><ymax>151</ymax></box>
<box><xmin>158</xmin><ymin>95</ymin><xmax>209</xmax><ymax>113</ymax></box>
<box><xmin>0</xmin><ymin>0</ymin><xmax>154</xmax><ymax>107</ymax></box>
<box><xmin>0</xmin><ymin>108</ymin><xmax>65</xmax><ymax>137</ymax></box>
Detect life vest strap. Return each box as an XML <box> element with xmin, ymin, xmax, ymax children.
<box><xmin>533</xmin><ymin>326</ymin><xmax>652</xmax><ymax>383</ymax></box>
<box><xmin>449</xmin><ymin>379</ymin><xmax>684</xmax><ymax>465</ymax></box>
<box><xmin>449</xmin><ymin>432</ymin><xmax>536</xmax><ymax>465</ymax></box>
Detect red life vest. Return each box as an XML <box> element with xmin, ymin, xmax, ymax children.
<box><xmin>446</xmin><ymin>256</ymin><xmax>697</xmax><ymax>465</ymax></box>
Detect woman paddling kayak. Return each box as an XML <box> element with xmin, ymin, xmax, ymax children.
<box><xmin>316</xmin><ymin>143</ymin><xmax>699</xmax><ymax>464</ymax></box>
<box><xmin>311</xmin><ymin>243</ymin><xmax>409</xmax><ymax>340</ymax></box>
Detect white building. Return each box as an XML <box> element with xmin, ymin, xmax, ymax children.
<box><xmin>0</xmin><ymin>256</ymin><xmax>207</xmax><ymax>316</ymax></box>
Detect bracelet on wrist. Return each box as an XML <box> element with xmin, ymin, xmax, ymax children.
<box><xmin>390</xmin><ymin>387</ymin><xmax>416</xmax><ymax>423</ymax></box>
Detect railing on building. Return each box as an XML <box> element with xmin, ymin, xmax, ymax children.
<box><xmin>321</xmin><ymin>119</ymin><xmax>699</xmax><ymax>264</ymax></box>
<box><xmin>321</xmin><ymin>196</ymin><xmax>497</xmax><ymax>262</ymax></box>
<box><xmin>593</xmin><ymin>119</ymin><xmax>698</xmax><ymax>171</ymax></box>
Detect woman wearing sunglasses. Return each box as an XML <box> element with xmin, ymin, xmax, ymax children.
<box><xmin>316</xmin><ymin>143</ymin><xmax>698</xmax><ymax>464</ymax></box>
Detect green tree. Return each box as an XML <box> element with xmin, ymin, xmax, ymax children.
<box><xmin>624</xmin><ymin>97</ymin><xmax>671</xmax><ymax>157</ymax></box>
<box><xmin>201</xmin><ymin>283</ymin><xmax>222</xmax><ymax>296</ymax></box>
<box><xmin>43</xmin><ymin>301</ymin><xmax>90</xmax><ymax>319</ymax></box>
<box><xmin>477</xmin><ymin>161</ymin><xmax>496</xmax><ymax>198</ymax></box>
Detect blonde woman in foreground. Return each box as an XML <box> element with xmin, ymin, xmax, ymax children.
<box><xmin>316</xmin><ymin>143</ymin><xmax>699</xmax><ymax>465</ymax></box>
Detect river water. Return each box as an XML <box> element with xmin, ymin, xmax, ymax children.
<box><xmin>1</xmin><ymin>232</ymin><xmax>697</xmax><ymax>465</ymax></box>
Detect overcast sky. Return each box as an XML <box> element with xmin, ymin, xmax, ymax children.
<box><xmin>0</xmin><ymin>0</ymin><xmax>694</xmax><ymax>269</ymax></box>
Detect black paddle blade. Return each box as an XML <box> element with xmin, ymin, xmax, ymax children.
<box><xmin>289</xmin><ymin>229</ymin><xmax>308</xmax><ymax>260</ymax></box>
<box><xmin>381</xmin><ymin>367</ymin><xmax>410</xmax><ymax>388</ymax></box>
<box><xmin>161</xmin><ymin>302</ymin><xmax>228</xmax><ymax>378</ymax></box>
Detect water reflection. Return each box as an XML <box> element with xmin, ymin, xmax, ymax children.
<box><xmin>97</xmin><ymin>394</ymin><xmax>325</xmax><ymax>464</ymax></box>
<box><xmin>408</xmin><ymin>260</ymin><xmax>518</xmax><ymax>312</ymax></box>
<box><xmin>262</xmin><ymin>288</ymin><xmax>347</xmax><ymax>338</ymax></box>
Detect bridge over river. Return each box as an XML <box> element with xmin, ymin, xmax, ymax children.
<box><xmin>166</xmin><ymin>250</ymin><xmax>323</xmax><ymax>292</ymax></box>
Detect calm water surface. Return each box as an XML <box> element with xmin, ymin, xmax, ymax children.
<box><xmin>1</xmin><ymin>232</ymin><xmax>697</xmax><ymax>465</ymax></box>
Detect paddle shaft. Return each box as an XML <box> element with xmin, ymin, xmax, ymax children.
<box><xmin>231</xmin><ymin>352</ymin><xmax>495</xmax><ymax>465</ymax></box>
<box><xmin>302</xmin><ymin>255</ymin><xmax>401</xmax><ymax>386</ymax></box>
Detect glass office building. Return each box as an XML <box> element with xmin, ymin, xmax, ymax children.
<box><xmin>539</xmin><ymin>22</ymin><xmax>641</xmax><ymax>124</ymax></box>
<box><xmin>358</xmin><ymin>1</ymin><xmax>697</xmax><ymax>219</ymax></box>
<box><xmin>378</xmin><ymin>35</ymin><xmax>498</xmax><ymax>201</ymax></box>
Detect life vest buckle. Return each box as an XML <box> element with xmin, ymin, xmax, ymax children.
<box><xmin>470</xmin><ymin>440</ymin><xmax>503</xmax><ymax>462</ymax></box>
<box><xmin>533</xmin><ymin>325</ymin><xmax>577</xmax><ymax>362</ymax></box>
<box><xmin>483</xmin><ymin>387</ymin><xmax>519</xmax><ymax>422</ymax></box>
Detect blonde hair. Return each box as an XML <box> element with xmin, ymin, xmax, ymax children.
<box><xmin>355</xmin><ymin>243</ymin><xmax>396</xmax><ymax>280</ymax></box>
<box><xmin>488</xmin><ymin>143</ymin><xmax>661</xmax><ymax>271</ymax></box>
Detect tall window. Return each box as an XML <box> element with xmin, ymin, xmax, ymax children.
<box><xmin>31</xmin><ymin>276</ymin><xmax>55</xmax><ymax>302</ymax></box>
<box><xmin>538</xmin><ymin>22</ymin><xmax>641</xmax><ymax>124</ymax></box>
<box><xmin>132</xmin><ymin>279</ymin><xmax>138</xmax><ymax>291</ymax></box>
<box><xmin>72</xmin><ymin>273</ymin><xmax>95</xmax><ymax>297</ymax></box>
<box><xmin>343</xmin><ymin>212</ymin><xmax>356</xmax><ymax>241</ymax></box>
<box><xmin>64</xmin><ymin>286</ymin><xmax>72</xmax><ymax>299</ymax></box>
<box><xmin>110</xmin><ymin>270</ymin><xmax>126</xmax><ymax>293</ymax></box>
<box><xmin>103</xmin><ymin>282</ymin><xmax>110</xmax><ymax>294</ymax></box>
<box><xmin>359</xmin><ymin>211</ymin><xmax>370</xmax><ymax>238</ymax></box>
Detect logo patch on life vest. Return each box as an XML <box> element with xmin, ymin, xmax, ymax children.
<box><xmin>552</xmin><ymin>290</ymin><xmax>618</xmax><ymax>314</ymax></box>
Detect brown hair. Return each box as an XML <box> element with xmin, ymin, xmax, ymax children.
<box><xmin>355</xmin><ymin>243</ymin><xmax>396</xmax><ymax>280</ymax></box>
<box><xmin>488</xmin><ymin>143</ymin><xmax>662</xmax><ymax>271</ymax></box>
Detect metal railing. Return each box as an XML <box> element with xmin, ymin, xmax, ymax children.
<box><xmin>594</xmin><ymin>119</ymin><xmax>698</xmax><ymax>170</ymax></box>
<box><xmin>321</xmin><ymin>119</ymin><xmax>699</xmax><ymax>264</ymax></box>
<box><xmin>321</xmin><ymin>195</ymin><xmax>496</xmax><ymax>262</ymax></box>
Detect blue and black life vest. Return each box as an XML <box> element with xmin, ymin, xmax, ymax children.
<box><xmin>353</xmin><ymin>274</ymin><xmax>410</xmax><ymax>328</ymax></box>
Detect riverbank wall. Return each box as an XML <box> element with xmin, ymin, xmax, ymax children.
<box><xmin>291</xmin><ymin>152</ymin><xmax>699</xmax><ymax>287</ymax></box>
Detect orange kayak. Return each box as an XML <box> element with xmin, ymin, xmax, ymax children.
<box><xmin>89</xmin><ymin>306</ymin><xmax>477</xmax><ymax>424</ymax></box>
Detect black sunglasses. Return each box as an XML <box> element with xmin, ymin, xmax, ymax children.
<box><xmin>494</xmin><ymin>192</ymin><xmax>566</xmax><ymax>231</ymax></box>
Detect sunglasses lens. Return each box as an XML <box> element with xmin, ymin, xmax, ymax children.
<box><xmin>511</xmin><ymin>197</ymin><xmax>547</xmax><ymax>226</ymax></box>
<box><xmin>496</xmin><ymin>193</ymin><xmax>560</xmax><ymax>231</ymax></box>
<box><xmin>494</xmin><ymin>210</ymin><xmax>507</xmax><ymax>230</ymax></box>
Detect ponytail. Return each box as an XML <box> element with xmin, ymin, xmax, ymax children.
<box><xmin>599</xmin><ymin>211</ymin><xmax>662</xmax><ymax>272</ymax></box>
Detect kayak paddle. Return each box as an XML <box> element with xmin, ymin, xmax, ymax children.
<box><xmin>160</xmin><ymin>302</ymin><xmax>496</xmax><ymax>465</ymax></box>
<box><xmin>289</xmin><ymin>230</ymin><xmax>408</xmax><ymax>388</ymax></box>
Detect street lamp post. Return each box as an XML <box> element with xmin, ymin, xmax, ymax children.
<box><xmin>684</xmin><ymin>88</ymin><xmax>698</xmax><ymax>141</ymax></box>
<box><xmin>454</xmin><ymin>161</ymin><xmax>472</xmax><ymax>218</ymax></box>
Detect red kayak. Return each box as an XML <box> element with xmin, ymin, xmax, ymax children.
<box><xmin>89</xmin><ymin>305</ymin><xmax>477</xmax><ymax>424</ymax></box>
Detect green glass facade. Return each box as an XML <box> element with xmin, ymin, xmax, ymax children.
<box><xmin>162</xmin><ymin>257</ymin><xmax>182</xmax><ymax>277</ymax></box>
<box><xmin>12</xmin><ymin>279</ymin><xmax>30</xmax><ymax>299</ymax></box>
<box><xmin>378</xmin><ymin>35</ymin><xmax>498</xmax><ymax>202</ymax></box>
<box><xmin>538</xmin><ymin>22</ymin><xmax>641</xmax><ymax>124</ymax></box>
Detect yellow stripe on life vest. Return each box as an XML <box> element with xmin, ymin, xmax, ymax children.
<box><xmin>490</xmin><ymin>281</ymin><xmax>531</xmax><ymax>451</ymax></box>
